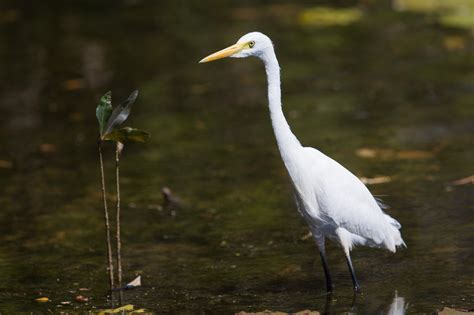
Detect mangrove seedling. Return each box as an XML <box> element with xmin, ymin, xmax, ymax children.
<box><xmin>96</xmin><ymin>90</ymin><xmax>149</xmax><ymax>292</ymax></box>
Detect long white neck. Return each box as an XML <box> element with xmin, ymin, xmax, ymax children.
<box><xmin>261</xmin><ymin>48</ymin><xmax>301</xmax><ymax>160</ymax></box>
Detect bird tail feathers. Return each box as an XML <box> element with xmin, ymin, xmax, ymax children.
<box><xmin>382</xmin><ymin>214</ymin><xmax>406</xmax><ymax>252</ymax></box>
<box><xmin>384</xmin><ymin>214</ymin><xmax>402</xmax><ymax>230</ymax></box>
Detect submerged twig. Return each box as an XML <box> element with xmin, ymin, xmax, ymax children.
<box><xmin>98</xmin><ymin>141</ymin><xmax>115</xmax><ymax>291</ymax></box>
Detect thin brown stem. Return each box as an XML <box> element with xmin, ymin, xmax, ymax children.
<box><xmin>98</xmin><ymin>141</ymin><xmax>115</xmax><ymax>291</ymax></box>
<box><xmin>115</xmin><ymin>142</ymin><xmax>123</xmax><ymax>289</ymax></box>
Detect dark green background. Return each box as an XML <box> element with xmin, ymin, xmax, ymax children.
<box><xmin>0</xmin><ymin>0</ymin><xmax>472</xmax><ymax>313</ymax></box>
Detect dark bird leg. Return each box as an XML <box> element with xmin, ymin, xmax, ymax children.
<box><xmin>344</xmin><ymin>251</ymin><xmax>361</xmax><ymax>293</ymax></box>
<box><xmin>320</xmin><ymin>251</ymin><xmax>333</xmax><ymax>293</ymax></box>
<box><xmin>350</xmin><ymin>289</ymin><xmax>359</xmax><ymax>313</ymax></box>
<box><xmin>322</xmin><ymin>291</ymin><xmax>334</xmax><ymax>315</ymax></box>
<box><xmin>316</xmin><ymin>236</ymin><xmax>334</xmax><ymax>293</ymax></box>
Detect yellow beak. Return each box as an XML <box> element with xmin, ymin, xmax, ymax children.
<box><xmin>199</xmin><ymin>42</ymin><xmax>245</xmax><ymax>63</ymax></box>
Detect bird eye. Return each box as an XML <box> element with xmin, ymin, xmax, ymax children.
<box><xmin>249</xmin><ymin>41</ymin><xmax>255</xmax><ymax>48</ymax></box>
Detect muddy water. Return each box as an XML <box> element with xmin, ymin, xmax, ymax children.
<box><xmin>0</xmin><ymin>1</ymin><xmax>472</xmax><ymax>313</ymax></box>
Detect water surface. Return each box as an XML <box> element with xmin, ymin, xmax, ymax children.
<box><xmin>0</xmin><ymin>1</ymin><xmax>473</xmax><ymax>313</ymax></box>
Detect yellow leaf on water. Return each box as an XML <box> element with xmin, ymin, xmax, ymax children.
<box><xmin>112</xmin><ymin>305</ymin><xmax>134</xmax><ymax>312</ymax></box>
<box><xmin>355</xmin><ymin>148</ymin><xmax>377</xmax><ymax>158</ymax></box>
<box><xmin>236</xmin><ymin>312</ymin><xmax>287</xmax><ymax>315</ymax></box>
<box><xmin>98</xmin><ymin>305</ymin><xmax>138</xmax><ymax>314</ymax></box>
<box><xmin>35</xmin><ymin>297</ymin><xmax>49</xmax><ymax>303</ymax></box>
<box><xmin>236</xmin><ymin>311</ymin><xmax>320</xmax><ymax>315</ymax></box>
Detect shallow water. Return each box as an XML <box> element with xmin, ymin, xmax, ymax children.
<box><xmin>0</xmin><ymin>1</ymin><xmax>473</xmax><ymax>314</ymax></box>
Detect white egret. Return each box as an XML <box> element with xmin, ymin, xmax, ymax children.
<box><xmin>200</xmin><ymin>32</ymin><xmax>406</xmax><ymax>292</ymax></box>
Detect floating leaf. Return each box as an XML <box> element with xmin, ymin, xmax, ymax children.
<box><xmin>438</xmin><ymin>307</ymin><xmax>474</xmax><ymax>315</ymax></box>
<box><xmin>359</xmin><ymin>176</ymin><xmax>392</xmax><ymax>185</ymax></box>
<box><xmin>451</xmin><ymin>175</ymin><xmax>473</xmax><ymax>186</ymax></box>
<box><xmin>103</xmin><ymin>127</ymin><xmax>149</xmax><ymax>143</ymax></box>
<box><xmin>125</xmin><ymin>275</ymin><xmax>141</xmax><ymax>289</ymax></box>
<box><xmin>113</xmin><ymin>275</ymin><xmax>142</xmax><ymax>291</ymax></box>
<box><xmin>75</xmin><ymin>295</ymin><xmax>89</xmax><ymax>302</ymax></box>
<box><xmin>96</xmin><ymin>91</ymin><xmax>112</xmax><ymax>136</ymax></box>
<box><xmin>355</xmin><ymin>148</ymin><xmax>377</xmax><ymax>158</ymax></box>
<box><xmin>35</xmin><ymin>297</ymin><xmax>49</xmax><ymax>303</ymax></box>
<box><xmin>103</xmin><ymin>90</ymin><xmax>139</xmax><ymax>136</ymax></box>
<box><xmin>300</xmin><ymin>231</ymin><xmax>312</xmax><ymax>241</ymax></box>
<box><xmin>236</xmin><ymin>311</ymin><xmax>319</xmax><ymax>315</ymax></box>
<box><xmin>98</xmin><ymin>304</ymin><xmax>136</xmax><ymax>314</ymax></box>
<box><xmin>355</xmin><ymin>147</ymin><xmax>434</xmax><ymax>160</ymax></box>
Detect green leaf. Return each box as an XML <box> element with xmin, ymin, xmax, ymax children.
<box><xmin>103</xmin><ymin>127</ymin><xmax>149</xmax><ymax>143</ymax></box>
<box><xmin>103</xmin><ymin>90</ymin><xmax>139</xmax><ymax>135</ymax></box>
<box><xmin>96</xmin><ymin>91</ymin><xmax>112</xmax><ymax>136</ymax></box>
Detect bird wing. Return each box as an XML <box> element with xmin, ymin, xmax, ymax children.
<box><xmin>293</xmin><ymin>147</ymin><xmax>401</xmax><ymax>248</ymax></box>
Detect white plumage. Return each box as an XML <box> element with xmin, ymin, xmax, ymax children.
<box><xmin>200</xmin><ymin>32</ymin><xmax>405</xmax><ymax>292</ymax></box>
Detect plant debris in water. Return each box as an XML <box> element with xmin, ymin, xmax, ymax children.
<box><xmin>96</xmin><ymin>304</ymin><xmax>148</xmax><ymax>314</ymax></box>
<box><xmin>438</xmin><ymin>307</ymin><xmax>474</xmax><ymax>315</ymax></box>
<box><xmin>34</xmin><ymin>297</ymin><xmax>49</xmax><ymax>303</ymax></box>
<box><xmin>236</xmin><ymin>311</ymin><xmax>320</xmax><ymax>315</ymax></box>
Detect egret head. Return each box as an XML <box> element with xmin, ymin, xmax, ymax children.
<box><xmin>199</xmin><ymin>32</ymin><xmax>273</xmax><ymax>63</ymax></box>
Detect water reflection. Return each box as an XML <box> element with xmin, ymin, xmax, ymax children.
<box><xmin>324</xmin><ymin>291</ymin><xmax>407</xmax><ymax>315</ymax></box>
<box><xmin>237</xmin><ymin>291</ymin><xmax>408</xmax><ymax>315</ymax></box>
<box><xmin>386</xmin><ymin>292</ymin><xmax>408</xmax><ymax>315</ymax></box>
